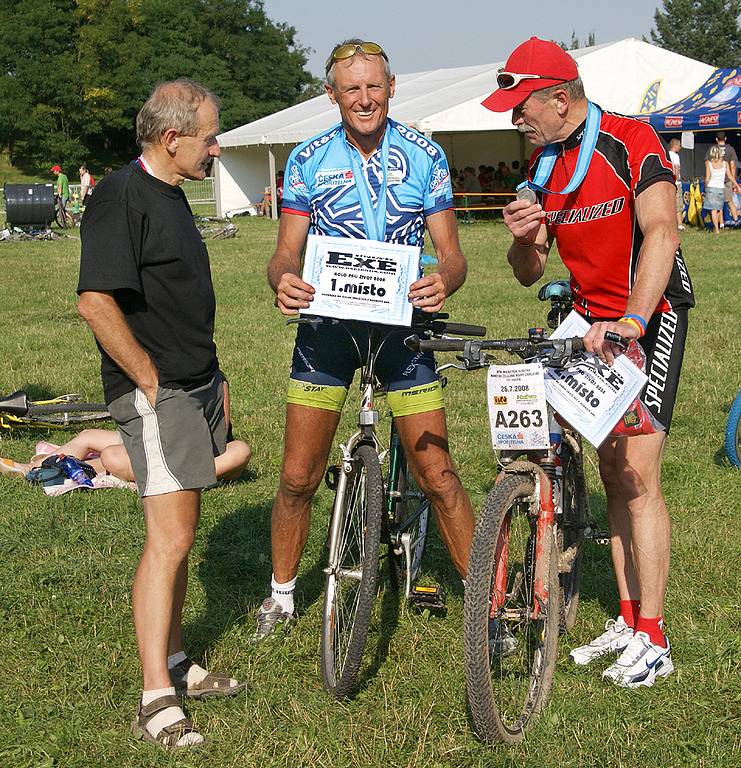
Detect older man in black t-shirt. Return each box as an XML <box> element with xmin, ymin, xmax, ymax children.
<box><xmin>78</xmin><ymin>79</ymin><xmax>243</xmax><ymax>749</ymax></box>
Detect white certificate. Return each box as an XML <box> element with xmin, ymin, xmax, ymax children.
<box><xmin>301</xmin><ymin>234</ymin><xmax>420</xmax><ymax>326</ymax></box>
<box><xmin>488</xmin><ymin>363</ymin><xmax>550</xmax><ymax>451</ymax></box>
<box><xmin>546</xmin><ymin>311</ymin><xmax>648</xmax><ymax>447</ymax></box>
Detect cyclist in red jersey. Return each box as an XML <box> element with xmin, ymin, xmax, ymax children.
<box><xmin>483</xmin><ymin>38</ymin><xmax>694</xmax><ymax>689</ymax></box>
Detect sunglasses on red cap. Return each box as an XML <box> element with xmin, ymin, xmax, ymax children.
<box><xmin>496</xmin><ymin>69</ymin><xmax>569</xmax><ymax>90</ymax></box>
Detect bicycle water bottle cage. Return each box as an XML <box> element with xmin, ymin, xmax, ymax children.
<box><xmin>538</xmin><ymin>280</ymin><xmax>571</xmax><ymax>302</ymax></box>
<box><xmin>0</xmin><ymin>390</ymin><xmax>29</xmax><ymax>416</ymax></box>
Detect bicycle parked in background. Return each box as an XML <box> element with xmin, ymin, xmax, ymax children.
<box><xmin>290</xmin><ymin>313</ymin><xmax>486</xmax><ymax>700</ymax></box>
<box><xmin>0</xmin><ymin>390</ymin><xmax>109</xmax><ymax>433</ymax></box>
<box><xmin>409</xmin><ymin>282</ymin><xmax>622</xmax><ymax>744</ymax></box>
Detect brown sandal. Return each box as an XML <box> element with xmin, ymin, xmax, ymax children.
<box><xmin>130</xmin><ymin>694</ymin><xmax>203</xmax><ymax>749</ymax></box>
<box><xmin>170</xmin><ymin>658</ymin><xmax>247</xmax><ymax>699</ymax></box>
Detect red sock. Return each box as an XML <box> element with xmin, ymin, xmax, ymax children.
<box><xmin>635</xmin><ymin>615</ymin><xmax>667</xmax><ymax>647</ymax></box>
<box><xmin>619</xmin><ymin>599</ymin><xmax>640</xmax><ymax>628</ymax></box>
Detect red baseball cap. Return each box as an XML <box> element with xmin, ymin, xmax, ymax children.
<box><xmin>482</xmin><ymin>37</ymin><xmax>579</xmax><ymax>112</ymax></box>
<box><xmin>50</xmin><ymin>164</ymin><xmax>62</xmax><ymax>172</ymax></box>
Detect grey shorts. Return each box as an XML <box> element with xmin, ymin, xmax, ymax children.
<box><xmin>108</xmin><ymin>372</ymin><xmax>226</xmax><ymax>497</ymax></box>
<box><xmin>723</xmin><ymin>179</ymin><xmax>734</xmax><ymax>203</ymax></box>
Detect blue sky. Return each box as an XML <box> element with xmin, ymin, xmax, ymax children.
<box><xmin>263</xmin><ymin>0</ymin><xmax>663</xmax><ymax>78</ymax></box>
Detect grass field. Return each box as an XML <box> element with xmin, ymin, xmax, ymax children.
<box><xmin>0</xmin><ymin>220</ymin><xmax>739</xmax><ymax>768</ymax></box>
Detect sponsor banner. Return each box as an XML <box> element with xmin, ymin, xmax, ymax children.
<box><xmin>664</xmin><ymin>116</ymin><xmax>683</xmax><ymax>128</ymax></box>
<box><xmin>699</xmin><ymin>113</ymin><xmax>720</xmax><ymax>126</ymax></box>
<box><xmin>301</xmin><ymin>234</ymin><xmax>420</xmax><ymax>326</ymax></box>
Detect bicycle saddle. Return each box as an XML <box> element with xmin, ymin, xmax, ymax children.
<box><xmin>538</xmin><ymin>280</ymin><xmax>571</xmax><ymax>301</ymax></box>
<box><xmin>0</xmin><ymin>390</ymin><xmax>29</xmax><ymax>416</ymax></box>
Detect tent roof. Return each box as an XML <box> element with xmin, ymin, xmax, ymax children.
<box><xmin>636</xmin><ymin>68</ymin><xmax>741</xmax><ymax>132</ymax></box>
<box><xmin>218</xmin><ymin>38</ymin><xmax>714</xmax><ymax>148</ymax></box>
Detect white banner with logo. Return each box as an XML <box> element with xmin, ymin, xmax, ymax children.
<box><xmin>301</xmin><ymin>234</ymin><xmax>420</xmax><ymax>326</ymax></box>
<box><xmin>546</xmin><ymin>311</ymin><xmax>647</xmax><ymax>447</ymax></box>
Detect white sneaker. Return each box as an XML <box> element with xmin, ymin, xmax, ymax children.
<box><xmin>569</xmin><ymin>616</ymin><xmax>633</xmax><ymax>665</ymax></box>
<box><xmin>602</xmin><ymin>631</ymin><xmax>674</xmax><ymax>688</ymax></box>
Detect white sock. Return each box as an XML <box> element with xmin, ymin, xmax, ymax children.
<box><xmin>271</xmin><ymin>574</ymin><xmax>296</xmax><ymax>615</ymax></box>
<box><xmin>167</xmin><ymin>651</ymin><xmax>237</xmax><ymax>689</ymax></box>
<box><xmin>141</xmin><ymin>686</ymin><xmax>203</xmax><ymax>747</ymax></box>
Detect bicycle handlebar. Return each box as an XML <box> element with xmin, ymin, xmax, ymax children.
<box><xmin>288</xmin><ymin>313</ymin><xmax>486</xmax><ymax>337</ymax></box>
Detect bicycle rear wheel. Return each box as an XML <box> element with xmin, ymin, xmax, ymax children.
<box><xmin>26</xmin><ymin>401</ymin><xmax>110</xmax><ymax>425</ymax></box>
<box><xmin>321</xmin><ymin>443</ymin><xmax>384</xmax><ymax>699</ymax></box>
<box><xmin>389</xmin><ymin>448</ymin><xmax>430</xmax><ymax>596</ymax></box>
<box><xmin>464</xmin><ymin>473</ymin><xmax>559</xmax><ymax>744</ymax></box>
<box><xmin>559</xmin><ymin>437</ymin><xmax>588</xmax><ymax>631</ymax></box>
<box><xmin>725</xmin><ymin>389</ymin><xmax>741</xmax><ymax>468</ymax></box>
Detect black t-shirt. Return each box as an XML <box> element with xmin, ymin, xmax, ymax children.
<box><xmin>77</xmin><ymin>162</ymin><xmax>218</xmax><ymax>403</ymax></box>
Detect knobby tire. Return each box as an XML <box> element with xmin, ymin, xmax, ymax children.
<box><xmin>464</xmin><ymin>473</ymin><xmax>560</xmax><ymax>744</ymax></box>
<box><xmin>321</xmin><ymin>443</ymin><xmax>384</xmax><ymax>699</ymax></box>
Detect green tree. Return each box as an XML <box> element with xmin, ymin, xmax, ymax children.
<box><xmin>651</xmin><ymin>0</ymin><xmax>741</xmax><ymax>67</ymax></box>
<box><xmin>558</xmin><ymin>31</ymin><xmax>597</xmax><ymax>51</ymax></box>
<box><xmin>0</xmin><ymin>0</ymin><xmax>318</xmax><ymax>173</ymax></box>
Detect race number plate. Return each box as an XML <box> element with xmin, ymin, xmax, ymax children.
<box><xmin>301</xmin><ymin>234</ymin><xmax>420</xmax><ymax>326</ymax></box>
<box><xmin>487</xmin><ymin>363</ymin><xmax>549</xmax><ymax>451</ymax></box>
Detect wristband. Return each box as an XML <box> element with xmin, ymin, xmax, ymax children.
<box><xmin>618</xmin><ymin>314</ymin><xmax>647</xmax><ymax>337</ymax></box>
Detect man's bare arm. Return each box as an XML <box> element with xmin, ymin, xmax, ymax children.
<box><xmin>77</xmin><ymin>291</ymin><xmax>159</xmax><ymax>404</ymax></box>
<box><xmin>408</xmin><ymin>209</ymin><xmax>466</xmax><ymax>313</ymax></box>
<box><xmin>267</xmin><ymin>213</ymin><xmax>314</xmax><ymax>315</ymax></box>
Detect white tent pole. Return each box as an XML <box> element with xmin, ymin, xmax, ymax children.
<box><xmin>268</xmin><ymin>146</ymin><xmax>277</xmax><ymax>220</ymax></box>
<box><xmin>214</xmin><ymin>157</ymin><xmax>222</xmax><ymax>218</ymax></box>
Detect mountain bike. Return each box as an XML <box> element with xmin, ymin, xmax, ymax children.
<box><xmin>0</xmin><ymin>390</ymin><xmax>110</xmax><ymax>433</ymax></box>
<box><xmin>409</xmin><ymin>282</ymin><xmax>623</xmax><ymax>744</ymax></box>
<box><xmin>292</xmin><ymin>313</ymin><xmax>486</xmax><ymax>700</ymax></box>
<box><xmin>725</xmin><ymin>388</ymin><xmax>741</xmax><ymax>467</ymax></box>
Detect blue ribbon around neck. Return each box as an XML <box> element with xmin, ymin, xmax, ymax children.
<box><xmin>344</xmin><ymin>123</ymin><xmax>390</xmax><ymax>242</ymax></box>
<box><xmin>517</xmin><ymin>101</ymin><xmax>602</xmax><ymax>196</ymax></box>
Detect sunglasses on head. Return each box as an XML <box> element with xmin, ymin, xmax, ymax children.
<box><xmin>327</xmin><ymin>41</ymin><xmax>388</xmax><ymax>74</ymax></box>
<box><xmin>496</xmin><ymin>69</ymin><xmax>568</xmax><ymax>90</ymax></box>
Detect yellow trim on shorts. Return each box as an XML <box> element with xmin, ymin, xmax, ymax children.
<box><xmin>387</xmin><ymin>380</ymin><xmax>444</xmax><ymax>418</ymax></box>
<box><xmin>287</xmin><ymin>378</ymin><xmax>347</xmax><ymax>413</ymax></box>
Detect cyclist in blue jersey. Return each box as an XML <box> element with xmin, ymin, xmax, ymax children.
<box><xmin>256</xmin><ymin>39</ymin><xmax>475</xmax><ymax>641</ymax></box>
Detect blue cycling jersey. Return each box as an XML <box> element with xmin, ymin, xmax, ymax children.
<box><xmin>281</xmin><ymin>118</ymin><xmax>453</xmax><ymax>248</ymax></box>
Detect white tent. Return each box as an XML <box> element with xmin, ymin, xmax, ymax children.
<box><xmin>215</xmin><ymin>38</ymin><xmax>714</xmax><ymax>216</ymax></box>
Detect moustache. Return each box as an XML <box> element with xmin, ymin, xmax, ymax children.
<box><xmin>517</xmin><ymin>124</ymin><xmax>534</xmax><ymax>134</ymax></box>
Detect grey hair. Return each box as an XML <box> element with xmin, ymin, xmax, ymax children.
<box><xmin>532</xmin><ymin>77</ymin><xmax>586</xmax><ymax>103</ymax></box>
<box><xmin>136</xmin><ymin>78</ymin><xmax>219</xmax><ymax>150</ymax></box>
<box><xmin>324</xmin><ymin>38</ymin><xmax>391</xmax><ymax>88</ymax></box>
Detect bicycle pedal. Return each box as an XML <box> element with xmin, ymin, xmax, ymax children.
<box><xmin>590</xmin><ymin>530</ymin><xmax>610</xmax><ymax>545</ymax></box>
<box><xmin>409</xmin><ymin>584</ymin><xmax>447</xmax><ymax>612</ymax></box>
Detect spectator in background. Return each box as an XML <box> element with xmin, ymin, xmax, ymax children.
<box><xmin>704</xmin><ymin>145</ymin><xmax>738</xmax><ymax>234</ymax></box>
<box><xmin>51</xmin><ymin>164</ymin><xmax>69</xmax><ymax>213</ymax></box>
<box><xmin>257</xmin><ymin>185</ymin><xmax>273</xmax><ymax>216</ymax></box>
<box><xmin>276</xmin><ymin>170</ymin><xmax>284</xmax><ymax>215</ymax></box>
<box><xmin>705</xmin><ymin>131</ymin><xmax>739</xmax><ymax>225</ymax></box>
<box><xmin>493</xmin><ymin>161</ymin><xmax>510</xmax><ymax>190</ymax></box>
<box><xmin>79</xmin><ymin>164</ymin><xmax>95</xmax><ymax>204</ymax></box>
<box><xmin>667</xmin><ymin>138</ymin><xmax>685</xmax><ymax>231</ymax></box>
<box><xmin>478</xmin><ymin>164</ymin><xmax>490</xmax><ymax>190</ymax></box>
<box><xmin>462</xmin><ymin>165</ymin><xmax>481</xmax><ymax>194</ymax></box>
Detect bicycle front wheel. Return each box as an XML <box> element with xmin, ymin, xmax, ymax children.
<box><xmin>464</xmin><ymin>473</ymin><xmax>560</xmax><ymax>744</ymax></box>
<box><xmin>559</xmin><ymin>437</ymin><xmax>588</xmax><ymax>631</ymax></box>
<box><xmin>389</xmin><ymin>448</ymin><xmax>430</xmax><ymax>596</ymax></box>
<box><xmin>725</xmin><ymin>389</ymin><xmax>741</xmax><ymax>468</ymax></box>
<box><xmin>321</xmin><ymin>443</ymin><xmax>384</xmax><ymax>699</ymax></box>
<box><xmin>26</xmin><ymin>401</ymin><xmax>110</xmax><ymax>426</ymax></box>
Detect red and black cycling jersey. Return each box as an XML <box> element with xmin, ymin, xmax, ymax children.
<box><xmin>528</xmin><ymin>109</ymin><xmax>695</xmax><ymax>318</ymax></box>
